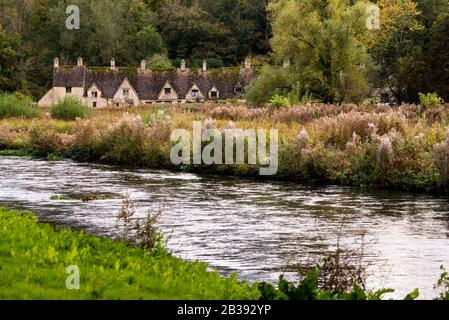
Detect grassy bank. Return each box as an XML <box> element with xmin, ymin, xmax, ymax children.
<box><xmin>1</xmin><ymin>207</ymin><xmax>448</xmax><ymax>300</ymax></box>
<box><xmin>1</xmin><ymin>103</ymin><xmax>449</xmax><ymax>193</ymax></box>
<box><xmin>0</xmin><ymin>207</ymin><xmax>259</xmax><ymax>300</ymax></box>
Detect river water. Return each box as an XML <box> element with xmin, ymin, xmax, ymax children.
<box><xmin>1</xmin><ymin>156</ymin><xmax>448</xmax><ymax>299</ymax></box>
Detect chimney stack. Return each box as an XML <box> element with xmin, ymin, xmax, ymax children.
<box><xmin>111</xmin><ymin>58</ymin><xmax>116</xmax><ymax>70</ymax></box>
<box><xmin>245</xmin><ymin>57</ymin><xmax>251</xmax><ymax>69</ymax></box>
<box><xmin>54</xmin><ymin>57</ymin><xmax>60</xmax><ymax>68</ymax></box>
<box><xmin>180</xmin><ymin>59</ymin><xmax>186</xmax><ymax>71</ymax></box>
<box><xmin>202</xmin><ymin>59</ymin><xmax>207</xmax><ymax>72</ymax></box>
<box><xmin>140</xmin><ymin>60</ymin><xmax>146</xmax><ymax>71</ymax></box>
<box><xmin>77</xmin><ymin>57</ymin><xmax>83</xmax><ymax>66</ymax></box>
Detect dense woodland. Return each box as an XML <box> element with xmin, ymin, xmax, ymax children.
<box><xmin>0</xmin><ymin>0</ymin><xmax>448</xmax><ymax>104</ymax></box>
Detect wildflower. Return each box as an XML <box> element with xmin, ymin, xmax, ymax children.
<box><xmin>377</xmin><ymin>135</ymin><xmax>394</xmax><ymax>166</ymax></box>
<box><xmin>295</xmin><ymin>127</ymin><xmax>310</xmax><ymax>149</ymax></box>
<box><xmin>203</xmin><ymin>118</ymin><xmax>216</xmax><ymax>129</ymax></box>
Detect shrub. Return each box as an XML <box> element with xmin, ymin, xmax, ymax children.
<box><xmin>246</xmin><ymin>65</ymin><xmax>291</xmax><ymax>107</ymax></box>
<box><xmin>419</xmin><ymin>92</ymin><xmax>444</xmax><ymax>109</ymax></box>
<box><xmin>270</xmin><ymin>94</ymin><xmax>290</xmax><ymax>109</ymax></box>
<box><xmin>434</xmin><ymin>266</ymin><xmax>449</xmax><ymax>300</ymax></box>
<box><xmin>257</xmin><ymin>269</ymin><xmax>395</xmax><ymax>300</ymax></box>
<box><xmin>50</xmin><ymin>96</ymin><xmax>92</xmax><ymax>120</ymax></box>
<box><xmin>0</xmin><ymin>93</ymin><xmax>39</xmax><ymax>119</ymax></box>
<box><xmin>66</xmin><ymin>120</ymin><xmax>103</xmax><ymax>161</ymax></box>
<box><xmin>100</xmin><ymin>114</ymin><xmax>149</xmax><ymax>164</ymax></box>
<box><xmin>28</xmin><ymin>123</ymin><xmax>69</xmax><ymax>157</ymax></box>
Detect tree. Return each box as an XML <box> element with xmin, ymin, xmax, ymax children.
<box><xmin>369</xmin><ymin>0</ymin><xmax>424</xmax><ymax>103</ymax></box>
<box><xmin>158</xmin><ymin>2</ymin><xmax>239</xmax><ymax>64</ymax></box>
<box><xmin>406</xmin><ymin>13</ymin><xmax>449</xmax><ymax>101</ymax></box>
<box><xmin>267</xmin><ymin>0</ymin><xmax>371</xmax><ymax>104</ymax></box>
<box><xmin>416</xmin><ymin>0</ymin><xmax>449</xmax><ymax>27</ymax></box>
<box><xmin>136</xmin><ymin>26</ymin><xmax>167</xmax><ymax>60</ymax></box>
<box><xmin>146</xmin><ymin>53</ymin><xmax>173</xmax><ymax>69</ymax></box>
<box><xmin>0</xmin><ymin>28</ymin><xmax>20</xmax><ymax>93</ymax></box>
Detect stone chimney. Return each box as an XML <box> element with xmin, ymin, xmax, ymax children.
<box><xmin>180</xmin><ymin>59</ymin><xmax>186</xmax><ymax>71</ymax></box>
<box><xmin>244</xmin><ymin>57</ymin><xmax>251</xmax><ymax>69</ymax></box>
<box><xmin>53</xmin><ymin>57</ymin><xmax>60</xmax><ymax>68</ymax></box>
<box><xmin>202</xmin><ymin>59</ymin><xmax>207</xmax><ymax>72</ymax></box>
<box><xmin>77</xmin><ymin>57</ymin><xmax>83</xmax><ymax>66</ymax></box>
<box><xmin>110</xmin><ymin>58</ymin><xmax>116</xmax><ymax>70</ymax></box>
<box><xmin>283</xmin><ymin>59</ymin><xmax>290</xmax><ymax>69</ymax></box>
<box><xmin>140</xmin><ymin>60</ymin><xmax>146</xmax><ymax>71</ymax></box>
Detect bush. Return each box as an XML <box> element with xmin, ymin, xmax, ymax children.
<box><xmin>0</xmin><ymin>93</ymin><xmax>39</xmax><ymax>119</ymax></box>
<box><xmin>419</xmin><ymin>92</ymin><xmax>444</xmax><ymax>109</ymax></box>
<box><xmin>269</xmin><ymin>94</ymin><xmax>290</xmax><ymax>109</ymax></box>
<box><xmin>100</xmin><ymin>114</ymin><xmax>149</xmax><ymax>164</ymax></box>
<box><xmin>246</xmin><ymin>65</ymin><xmax>291</xmax><ymax>107</ymax></box>
<box><xmin>146</xmin><ymin>54</ymin><xmax>173</xmax><ymax>69</ymax></box>
<box><xmin>50</xmin><ymin>96</ymin><xmax>92</xmax><ymax>120</ymax></box>
<box><xmin>257</xmin><ymin>268</ymin><xmax>395</xmax><ymax>300</ymax></box>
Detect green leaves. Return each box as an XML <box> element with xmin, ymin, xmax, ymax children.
<box><xmin>0</xmin><ymin>207</ymin><xmax>259</xmax><ymax>300</ymax></box>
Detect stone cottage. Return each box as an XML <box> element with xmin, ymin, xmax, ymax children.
<box><xmin>38</xmin><ymin>57</ymin><xmax>256</xmax><ymax>108</ymax></box>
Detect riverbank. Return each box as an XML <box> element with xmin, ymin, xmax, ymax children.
<box><xmin>1</xmin><ymin>103</ymin><xmax>449</xmax><ymax>193</ymax></box>
<box><xmin>0</xmin><ymin>207</ymin><xmax>259</xmax><ymax>299</ymax></box>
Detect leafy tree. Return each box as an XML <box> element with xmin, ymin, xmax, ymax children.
<box><xmin>246</xmin><ymin>65</ymin><xmax>291</xmax><ymax>106</ymax></box>
<box><xmin>158</xmin><ymin>2</ymin><xmax>239</xmax><ymax>64</ymax></box>
<box><xmin>416</xmin><ymin>0</ymin><xmax>449</xmax><ymax>27</ymax></box>
<box><xmin>408</xmin><ymin>13</ymin><xmax>449</xmax><ymax>101</ymax></box>
<box><xmin>146</xmin><ymin>53</ymin><xmax>173</xmax><ymax>69</ymax></box>
<box><xmin>0</xmin><ymin>28</ymin><xmax>20</xmax><ymax>93</ymax></box>
<box><xmin>136</xmin><ymin>26</ymin><xmax>167</xmax><ymax>60</ymax></box>
<box><xmin>370</xmin><ymin>0</ymin><xmax>424</xmax><ymax>103</ymax></box>
<box><xmin>266</xmin><ymin>0</ymin><xmax>371</xmax><ymax>104</ymax></box>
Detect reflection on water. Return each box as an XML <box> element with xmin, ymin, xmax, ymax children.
<box><xmin>1</xmin><ymin>156</ymin><xmax>448</xmax><ymax>299</ymax></box>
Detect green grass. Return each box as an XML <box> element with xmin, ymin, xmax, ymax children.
<box><xmin>0</xmin><ymin>207</ymin><xmax>259</xmax><ymax>300</ymax></box>
<box><xmin>0</xmin><ymin>149</ymin><xmax>32</xmax><ymax>157</ymax></box>
<box><xmin>50</xmin><ymin>96</ymin><xmax>92</xmax><ymax>121</ymax></box>
<box><xmin>0</xmin><ymin>93</ymin><xmax>39</xmax><ymax>119</ymax></box>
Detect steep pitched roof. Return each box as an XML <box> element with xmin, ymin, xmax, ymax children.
<box><xmin>53</xmin><ymin>66</ymin><xmax>85</xmax><ymax>87</ymax></box>
<box><xmin>52</xmin><ymin>65</ymin><xmax>257</xmax><ymax>100</ymax></box>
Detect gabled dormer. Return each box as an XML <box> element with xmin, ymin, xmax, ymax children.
<box><xmin>208</xmin><ymin>86</ymin><xmax>220</xmax><ymax>100</ymax></box>
<box><xmin>113</xmin><ymin>77</ymin><xmax>139</xmax><ymax>106</ymax></box>
<box><xmin>158</xmin><ymin>81</ymin><xmax>178</xmax><ymax>100</ymax></box>
<box><xmin>186</xmin><ymin>83</ymin><xmax>205</xmax><ymax>101</ymax></box>
<box><xmin>87</xmin><ymin>83</ymin><xmax>101</xmax><ymax>98</ymax></box>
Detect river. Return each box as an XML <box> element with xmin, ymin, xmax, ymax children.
<box><xmin>1</xmin><ymin>156</ymin><xmax>448</xmax><ymax>299</ymax></box>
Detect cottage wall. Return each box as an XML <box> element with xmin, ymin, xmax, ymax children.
<box><xmin>113</xmin><ymin>79</ymin><xmax>140</xmax><ymax>106</ymax></box>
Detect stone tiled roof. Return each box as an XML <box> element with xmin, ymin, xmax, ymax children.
<box><xmin>54</xmin><ymin>65</ymin><xmax>257</xmax><ymax>100</ymax></box>
<box><xmin>53</xmin><ymin>66</ymin><xmax>85</xmax><ymax>87</ymax></box>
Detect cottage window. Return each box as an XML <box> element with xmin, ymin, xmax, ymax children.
<box><xmin>210</xmin><ymin>91</ymin><xmax>218</xmax><ymax>99</ymax></box>
<box><xmin>92</xmin><ymin>91</ymin><xmax>98</xmax><ymax>98</ymax></box>
<box><xmin>164</xmin><ymin>88</ymin><xmax>171</xmax><ymax>95</ymax></box>
<box><xmin>123</xmin><ymin>89</ymin><xmax>130</xmax><ymax>97</ymax></box>
<box><xmin>66</xmin><ymin>87</ymin><xmax>72</xmax><ymax>94</ymax></box>
<box><xmin>235</xmin><ymin>87</ymin><xmax>243</xmax><ymax>94</ymax></box>
<box><xmin>192</xmin><ymin>89</ymin><xmax>198</xmax><ymax>97</ymax></box>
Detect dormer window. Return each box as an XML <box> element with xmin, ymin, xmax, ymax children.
<box><xmin>192</xmin><ymin>89</ymin><xmax>198</xmax><ymax>97</ymax></box>
<box><xmin>66</xmin><ymin>87</ymin><xmax>72</xmax><ymax>94</ymax></box>
<box><xmin>235</xmin><ymin>86</ymin><xmax>243</xmax><ymax>94</ymax></box>
<box><xmin>210</xmin><ymin>90</ymin><xmax>218</xmax><ymax>99</ymax></box>
<box><xmin>164</xmin><ymin>87</ymin><xmax>171</xmax><ymax>95</ymax></box>
<box><xmin>123</xmin><ymin>89</ymin><xmax>130</xmax><ymax>97</ymax></box>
